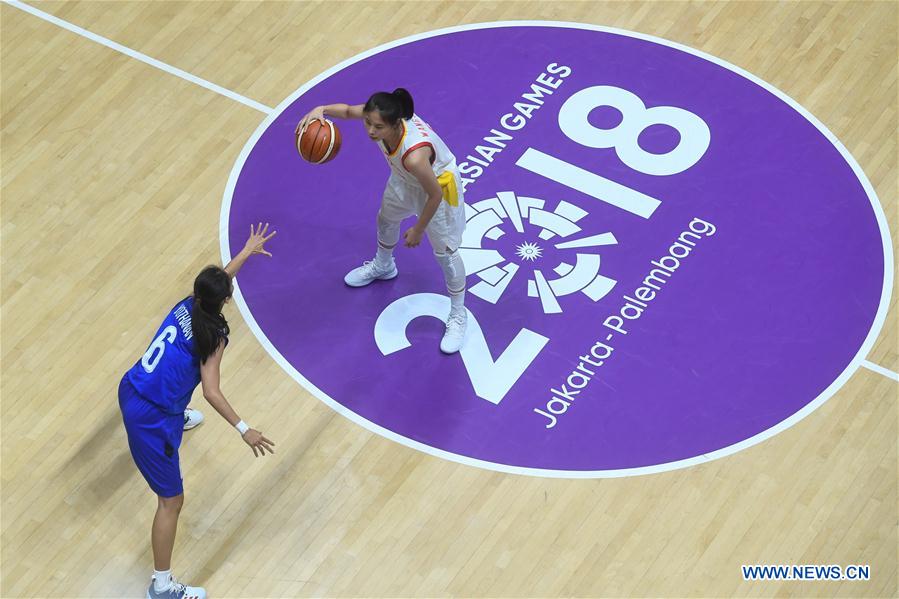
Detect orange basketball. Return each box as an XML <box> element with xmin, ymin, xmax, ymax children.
<box><xmin>296</xmin><ymin>119</ymin><xmax>341</xmax><ymax>164</ymax></box>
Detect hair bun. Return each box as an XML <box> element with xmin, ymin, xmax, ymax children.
<box><xmin>391</xmin><ymin>88</ymin><xmax>414</xmax><ymax>120</ymax></box>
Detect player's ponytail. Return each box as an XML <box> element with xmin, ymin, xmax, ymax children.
<box><xmin>191</xmin><ymin>266</ymin><xmax>231</xmax><ymax>363</ymax></box>
<box><xmin>363</xmin><ymin>88</ymin><xmax>415</xmax><ymax>125</ymax></box>
<box><xmin>392</xmin><ymin>88</ymin><xmax>414</xmax><ymax>120</ymax></box>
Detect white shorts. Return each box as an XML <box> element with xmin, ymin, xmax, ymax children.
<box><xmin>379</xmin><ymin>172</ymin><xmax>466</xmax><ymax>252</ymax></box>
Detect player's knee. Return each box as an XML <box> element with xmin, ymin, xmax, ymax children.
<box><xmin>376</xmin><ymin>210</ymin><xmax>396</xmax><ymax>229</ymax></box>
<box><xmin>434</xmin><ymin>250</ymin><xmax>465</xmax><ymax>285</ymax></box>
<box><xmin>433</xmin><ymin>251</ymin><xmax>451</xmax><ymax>271</ymax></box>
<box><xmin>158</xmin><ymin>493</ymin><xmax>184</xmax><ymax>512</ymax></box>
<box><xmin>377</xmin><ymin>212</ymin><xmax>400</xmax><ymax>246</ymax></box>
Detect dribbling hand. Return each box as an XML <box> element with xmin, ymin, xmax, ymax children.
<box><xmin>242</xmin><ymin>428</ymin><xmax>275</xmax><ymax>457</ymax></box>
<box><xmin>296</xmin><ymin>107</ymin><xmax>326</xmax><ymax>135</ymax></box>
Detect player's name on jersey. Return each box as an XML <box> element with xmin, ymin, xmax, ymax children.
<box><xmin>458</xmin><ymin>62</ymin><xmax>572</xmax><ymax>191</ymax></box>
<box><xmin>174</xmin><ymin>304</ymin><xmax>193</xmax><ymax>340</ymax></box>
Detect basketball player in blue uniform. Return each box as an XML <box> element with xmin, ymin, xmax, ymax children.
<box><xmin>119</xmin><ymin>223</ymin><xmax>276</xmax><ymax>599</ymax></box>
<box><xmin>297</xmin><ymin>89</ymin><xmax>468</xmax><ymax>353</ymax></box>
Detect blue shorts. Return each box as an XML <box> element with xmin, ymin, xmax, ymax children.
<box><xmin>119</xmin><ymin>376</ymin><xmax>184</xmax><ymax>497</ymax></box>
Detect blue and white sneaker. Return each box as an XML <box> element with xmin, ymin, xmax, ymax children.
<box><xmin>183</xmin><ymin>408</ymin><xmax>204</xmax><ymax>431</ymax></box>
<box><xmin>147</xmin><ymin>575</ymin><xmax>206</xmax><ymax>599</ymax></box>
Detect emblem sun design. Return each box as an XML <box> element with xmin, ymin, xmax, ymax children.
<box><xmin>515</xmin><ymin>242</ymin><xmax>543</xmax><ymax>262</ymax></box>
<box><xmin>458</xmin><ymin>191</ymin><xmax>619</xmax><ymax>314</ymax></box>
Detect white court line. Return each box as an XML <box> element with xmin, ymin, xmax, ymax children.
<box><xmin>3</xmin><ymin>0</ymin><xmax>273</xmax><ymax>114</ymax></box>
<box><xmin>861</xmin><ymin>360</ymin><xmax>899</xmax><ymax>382</ymax></box>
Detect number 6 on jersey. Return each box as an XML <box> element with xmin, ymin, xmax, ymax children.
<box><xmin>141</xmin><ymin>325</ymin><xmax>177</xmax><ymax>373</ymax></box>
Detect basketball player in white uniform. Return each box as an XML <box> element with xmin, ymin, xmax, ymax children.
<box><xmin>297</xmin><ymin>88</ymin><xmax>468</xmax><ymax>353</ymax></box>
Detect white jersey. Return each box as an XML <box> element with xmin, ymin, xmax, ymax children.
<box><xmin>376</xmin><ymin>114</ymin><xmax>465</xmax><ymax>251</ymax></box>
<box><xmin>380</xmin><ymin>114</ymin><xmax>457</xmax><ymax>185</ymax></box>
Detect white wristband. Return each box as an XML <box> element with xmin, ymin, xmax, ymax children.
<box><xmin>235</xmin><ymin>420</ymin><xmax>250</xmax><ymax>435</ymax></box>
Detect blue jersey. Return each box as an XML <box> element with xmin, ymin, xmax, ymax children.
<box><xmin>126</xmin><ymin>297</ymin><xmax>218</xmax><ymax>415</ymax></box>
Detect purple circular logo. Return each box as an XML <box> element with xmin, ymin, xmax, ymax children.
<box><xmin>222</xmin><ymin>22</ymin><xmax>891</xmax><ymax>477</ymax></box>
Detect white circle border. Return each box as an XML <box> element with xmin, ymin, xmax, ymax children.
<box><xmin>220</xmin><ymin>20</ymin><xmax>894</xmax><ymax>478</ymax></box>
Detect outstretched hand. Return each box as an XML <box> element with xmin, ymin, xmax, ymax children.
<box><xmin>243</xmin><ymin>222</ymin><xmax>277</xmax><ymax>257</ymax></box>
<box><xmin>242</xmin><ymin>428</ymin><xmax>275</xmax><ymax>457</ymax></box>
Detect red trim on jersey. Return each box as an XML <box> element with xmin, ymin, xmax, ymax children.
<box><xmin>402</xmin><ymin>142</ymin><xmax>435</xmax><ymax>170</ymax></box>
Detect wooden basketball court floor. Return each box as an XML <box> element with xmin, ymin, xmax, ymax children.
<box><xmin>1</xmin><ymin>1</ymin><xmax>896</xmax><ymax>597</ymax></box>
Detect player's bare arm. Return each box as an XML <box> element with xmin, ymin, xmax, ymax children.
<box><xmin>224</xmin><ymin>222</ymin><xmax>276</xmax><ymax>279</ymax></box>
<box><xmin>296</xmin><ymin>104</ymin><xmax>365</xmax><ymax>134</ymax></box>
<box><xmin>403</xmin><ymin>147</ymin><xmax>443</xmax><ymax>248</ymax></box>
<box><xmin>200</xmin><ymin>342</ymin><xmax>275</xmax><ymax>457</ymax></box>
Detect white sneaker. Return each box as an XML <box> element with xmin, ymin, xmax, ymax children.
<box><xmin>183</xmin><ymin>408</ymin><xmax>204</xmax><ymax>431</ymax></box>
<box><xmin>440</xmin><ymin>309</ymin><xmax>467</xmax><ymax>354</ymax></box>
<box><xmin>344</xmin><ymin>258</ymin><xmax>398</xmax><ymax>287</ymax></box>
<box><xmin>147</xmin><ymin>575</ymin><xmax>206</xmax><ymax>599</ymax></box>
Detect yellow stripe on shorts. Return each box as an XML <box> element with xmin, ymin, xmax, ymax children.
<box><xmin>437</xmin><ymin>171</ymin><xmax>459</xmax><ymax>207</ymax></box>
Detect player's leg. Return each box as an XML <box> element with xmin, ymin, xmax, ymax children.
<box><xmin>148</xmin><ymin>492</ymin><xmax>203</xmax><ymax>598</ymax></box>
<box><xmin>427</xmin><ymin>207</ymin><xmax>468</xmax><ymax>353</ymax></box>
<box><xmin>119</xmin><ymin>380</ymin><xmax>205</xmax><ymax>599</ymax></box>
<box><xmin>345</xmin><ymin>177</ymin><xmax>411</xmax><ymax>287</ymax></box>
<box><xmin>429</xmin><ymin>172</ymin><xmax>468</xmax><ymax>353</ymax></box>
<box><xmin>151</xmin><ymin>492</ymin><xmax>182</xmax><ymax>574</ymax></box>
<box><xmin>373</xmin><ymin>208</ymin><xmax>400</xmax><ymax>272</ymax></box>
<box><xmin>433</xmin><ymin>245</ymin><xmax>467</xmax><ymax>354</ymax></box>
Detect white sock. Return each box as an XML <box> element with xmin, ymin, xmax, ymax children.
<box><xmin>375</xmin><ymin>245</ymin><xmax>393</xmax><ymax>267</ymax></box>
<box><xmin>449</xmin><ymin>289</ymin><xmax>466</xmax><ymax>313</ymax></box>
<box><xmin>154</xmin><ymin>570</ymin><xmax>172</xmax><ymax>592</ymax></box>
